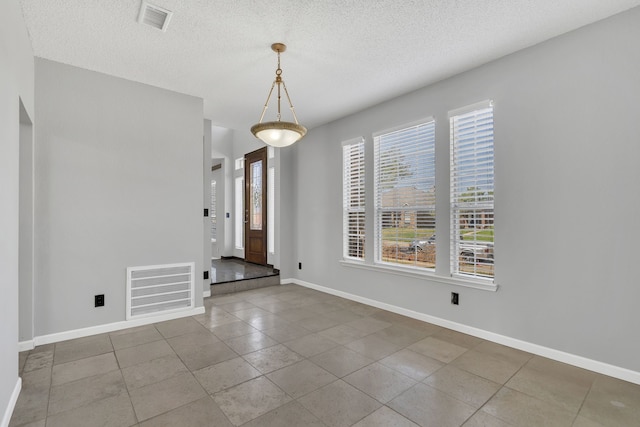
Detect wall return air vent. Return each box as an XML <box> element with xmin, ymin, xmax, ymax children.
<box><xmin>138</xmin><ymin>1</ymin><xmax>173</xmax><ymax>31</ymax></box>
<box><xmin>126</xmin><ymin>262</ymin><xmax>195</xmax><ymax>320</ymax></box>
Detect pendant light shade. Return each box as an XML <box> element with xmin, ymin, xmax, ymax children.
<box><xmin>250</xmin><ymin>121</ymin><xmax>307</xmax><ymax>148</ymax></box>
<box><xmin>251</xmin><ymin>43</ymin><xmax>307</xmax><ymax>147</ymax></box>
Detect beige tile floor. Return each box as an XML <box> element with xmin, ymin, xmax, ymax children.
<box><xmin>10</xmin><ymin>284</ymin><xmax>640</xmax><ymax>426</ymax></box>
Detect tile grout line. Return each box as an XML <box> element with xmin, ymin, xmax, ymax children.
<box><xmin>456</xmin><ymin>349</ymin><xmax>532</xmax><ymax>426</ymax></box>
<box><xmin>113</xmin><ymin>330</ymin><xmax>140</xmax><ymax>426</ymax></box>
<box><xmin>570</xmin><ymin>376</ymin><xmax>597</xmax><ymax>426</ymax></box>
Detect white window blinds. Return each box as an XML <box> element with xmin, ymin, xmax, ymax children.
<box><xmin>374</xmin><ymin>120</ymin><xmax>436</xmax><ymax>269</ymax></box>
<box><xmin>450</xmin><ymin>101</ymin><xmax>495</xmax><ymax>279</ymax></box>
<box><xmin>343</xmin><ymin>138</ymin><xmax>366</xmax><ymax>260</ymax></box>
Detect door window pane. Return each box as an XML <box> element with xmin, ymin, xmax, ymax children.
<box><xmin>250</xmin><ymin>160</ymin><xmax>263</xmax><ymax>230</ymax></box>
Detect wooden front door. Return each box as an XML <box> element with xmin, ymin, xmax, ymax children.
<box><xmin>244</xmin><ymin>147</ymin><xmax>267</xmax><ymax>265</ymax></box>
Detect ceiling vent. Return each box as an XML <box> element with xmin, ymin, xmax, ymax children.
<box><xmin>138</xmin><ymin>1</ymin><xmax>172</xmax><ymax>32</ymax></box>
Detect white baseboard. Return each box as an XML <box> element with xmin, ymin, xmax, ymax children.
<box><xmin>33</xmin><ymin>306</ymin><xmax>205</xmax><ymax>347</ymax></box>
<box><xmin>286</xmin><ymin>278</ymin><xmax>640</xmax><ymax>385</ymax></box>
<box><xmin>1</xmin><ymin>377</ymin><xmax>21</xmax><ymax>427</ymax></box>
<box><xmin>203</xmin><ymin>290</ymin><xmax>211</xmax><ymax>298</ymax></box>
<box><xmin>17</xmin><ymin>340</ymin><xmax>34</xmax><ymax>352</ymax></box>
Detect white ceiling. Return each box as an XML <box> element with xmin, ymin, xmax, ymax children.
<box><xmin>20</xmin><ymin>0</ymin><xmax>640</xmax><ymax>132</ymax></box>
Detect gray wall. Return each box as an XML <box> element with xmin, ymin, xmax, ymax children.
<box><xmin>278</xmin><ymin>147</ymin><xmax>297</xmax><ymax>279</ymax></box>
<box><xmin>19</xmin><ymin>103</ymin><xmax>34</xmax><ymax>343</ymax></box>
<box><xmin>288</xmin><ymin>7</ymin><xmax>640</xmax><ymax>373</ymax></box>
<box><xmin>0</xmin><ymin>0</ymin><xmax>35</xmax><ymax>420</ymax></box>
<box><xmin>34</xmin><ymin>59</ymin><xmax>204</xmax><ymax>336</ymax></box>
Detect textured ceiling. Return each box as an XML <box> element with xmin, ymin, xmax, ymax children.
<box><xmin>20</xmin><ymin>0</ymin><xmax>640</xmax><ymax>131</ymax></box>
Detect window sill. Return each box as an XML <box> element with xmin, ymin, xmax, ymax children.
<box><xmin>339</xmin><ymin>260</ymin><xmax>498</xmax><ymax>292</ymax></box>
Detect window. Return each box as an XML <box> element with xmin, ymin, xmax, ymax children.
<box><xmin>450</xmin><ymin>101</ymin><xmax>495</xmax><ymax>279</ymax></box>
<box><xmin>343</xmin><ymin>138</ymin><xmax>366</xmax><ymax>260</ymax></box>
<box><xmin>268</xmin><ymin>166</ymin><xmax>275</xmax><ymax>254</ymax></box>
<box><xmin>340</xmin><ymin>103</ymin><xmax>496</xmax><ymax>289</ymax></box>
<box><xmin>249</xmin><ymin>160</ymin><xmax>263</xmax><ymax>230</ymax></box>
<box><xmin>210</xmin><ymin>180</ymin><xmax>217</xmax><ymax>241</ymax></box>
<box><xmin>234</xmin><ymin>176</ymin><xmax>244</xmax><ymax>249</ymax></box>
<box><xmin>374</xmin><ymin>120</ymin><xmax>436</xmax><ymax>269</ymax></box>
<box><xmin>234</xmin><ymin>157</ymin><xmax>244</xmax><ymax>170</ymax></box>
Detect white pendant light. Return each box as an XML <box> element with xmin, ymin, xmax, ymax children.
<box><xmin>250</xmin><ymin>43</ymin><xmax>307</xmax><ymax>147</ymax></box>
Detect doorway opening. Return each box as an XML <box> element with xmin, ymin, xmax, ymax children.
<box><xmin>210</xmin><ymin>162</ymin><xmax>221</xmax><ymax>260</ymax></box>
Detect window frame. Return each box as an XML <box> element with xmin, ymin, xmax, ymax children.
<box><xmin>268</xmin><ymin>166</ymin><xmax>275</xmax><ymax>254</ymax></box>
<box><xmin>342</xmin><ymin>137</ymin><xmax>366</xmax><ymax>261</ymax></box>
<box><xmin>339</xmin><ymin>106</ymin><xmax>498</xmax><ymax>292</ymax></box>
<box><xmin>373</xmin><ymin>118</ymin><xmax>436</xmax><ymax>272</ymax></box>
<box><xmin>449</xmin><ymin>100</ymin><xmax>495</xmax><ymax>282</ymax></box>
<box><xmin>234</xmin><ymin>176</ymin><xmax>244</xmax><ymax>250</ymax></box>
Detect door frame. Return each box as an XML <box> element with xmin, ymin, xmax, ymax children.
<box><xmin>244</xmin><ymin>147</ymin><xmax>268</xmax><ymax>265</ymax></box>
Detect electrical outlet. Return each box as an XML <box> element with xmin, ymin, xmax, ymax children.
<box><xmin>451</xmin><ymin>292</ymin><xmax>459</xmax><ymax>305</ymax></box>
<box><xmin>298</xmin><ymin>262</ymin><xmax>302</xmax><ymax>270</ymax></box>
<box><xmin>95</xmin><ymin>294</ymin><xmax>105</xmax><ymax>307</ymax></box>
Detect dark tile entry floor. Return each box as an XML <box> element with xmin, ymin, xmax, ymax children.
<box><xmin>211</xmin><ymin>258</ymin><xmax>278</xmax><ymax>284</ymax></box>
